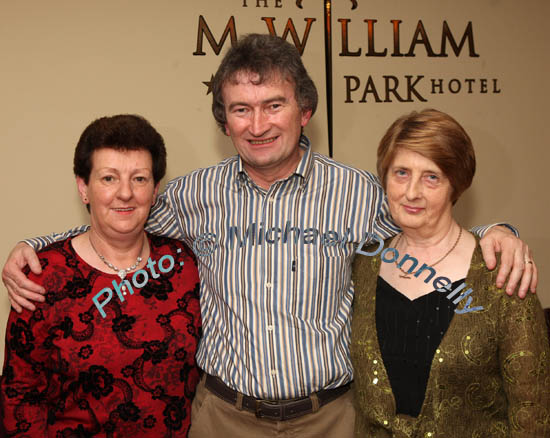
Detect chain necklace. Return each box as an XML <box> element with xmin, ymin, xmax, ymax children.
<box><xmin>89</xmin><ymin>233</ymin><xmax>144</xmax><ymax>282</ymax></box>
<box><xmin>394</xmin><ymin>226</ymin><xmax>462</xmax><ymax>279</ymax></box>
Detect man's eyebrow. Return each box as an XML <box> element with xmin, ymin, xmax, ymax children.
<box><xmin>263</xmin><ymin>95</ymin><xmax>287</xmax><ymax>105</ymax></box>
<box><xmin>227</xmin><ymin>101</ymin><xmax>249</xmax><ymax>111</ymax></box>
<box><xmin>227</xmin><ymin>96</ymin><xmax>288</xmax><ymax>111</ymax></box>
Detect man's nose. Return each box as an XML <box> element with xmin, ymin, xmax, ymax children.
<box><xmin>249</xmin><ymin>110</ymin><xmax>269</xmax><ymax>136</ymax></box>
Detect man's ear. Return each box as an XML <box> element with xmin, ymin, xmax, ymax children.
<box><xmin>224</xmin><ymin>123</ymin><xmax>231</xmax><ymax>136</ymax></box>
<box><xmin>301</xmin><ymin>109</ymin><xmax>313</xmax><ymax>127</ymax></box>
<box><xmin>76</xmin><ymin>177</ymin><xmax>89</xmax><ymax>204</ymax></box>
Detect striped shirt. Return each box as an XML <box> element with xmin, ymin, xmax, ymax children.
<box><xmin>27</xmin><ymin>135</ymin><xmax>502</xmax><ymax>399</ymax></box>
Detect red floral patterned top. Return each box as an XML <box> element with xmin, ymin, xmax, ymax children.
<box><xmin>1</xmin><ymin>234</ymin><xmax>201</xmax><ymax>437</ymax></box>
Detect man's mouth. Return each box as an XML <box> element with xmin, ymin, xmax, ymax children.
<box><xmin>249</xmin><ymin>137</ymin><xmax>277</xmax><ymax>145</ymax></box>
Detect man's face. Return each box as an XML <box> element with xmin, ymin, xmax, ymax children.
<box><xmin>222</xmin><ymin>71</ymin><xmax>312</xmax><ymax>184</ymax></box>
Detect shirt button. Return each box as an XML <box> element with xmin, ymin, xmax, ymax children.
<box><xmin>271</xmin><ymin>370</ymin><xmax>277</xmax><ymax>376</ymax></box>
<box><xmin>266</xmin><ymin>282</ymin><xmax>272</xmax><ymax>288</ymax></box>
<box><xmin>372</xmin><ymin>378</ymin><xmax>379</xmax><ymax>384</ymax></box>
<box><xmin>267</xmin><ymin>325</ymin><xmax>274</xmax><ymax>331</ymax></box>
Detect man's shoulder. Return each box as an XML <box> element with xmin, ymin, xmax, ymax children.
<box><xmin>163</xmin><ymin>156</ymin><xmax>239</xmax><ymax>188</ymax></box>
<box><xmin>310</xmin><ymin>151</ymin><xmax>381</xmax><ymax>186</ymax></box>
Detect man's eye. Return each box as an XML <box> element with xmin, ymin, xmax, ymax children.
<box><xmin>103</xmin><ymin>176</ymin><xmax>114</xmax><ymax>182</ymax></box>
<box><xmin>135</xmin><ymin>176</ymin><xmax>147</xmax><ymax>183</ymax></box>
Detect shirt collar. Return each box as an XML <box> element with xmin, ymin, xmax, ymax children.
<box><xmin>236</xmin><ymin>134</ymin><xmax>314</xmax><ymax>190</ymax></box>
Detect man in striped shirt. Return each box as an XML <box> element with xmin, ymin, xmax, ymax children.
<box><xmin>3</xmin><ymin>34</ymin><xmax>537</xmax><ymax>437</ymax></box>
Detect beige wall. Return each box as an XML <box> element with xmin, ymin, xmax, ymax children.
<box><xmin>1</xmin><ymin>0</ymin><xmax>549</xmax><ymax>368</ymax></box>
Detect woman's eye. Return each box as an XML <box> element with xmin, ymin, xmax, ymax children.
<box><xmin>396</xmin><ymin>170</ymin><xmax>407</xmax><ymax>177</ymax></box>
<box><xmin>427</xmin><ymin>174</ymin><xmax>439</xmax><ymax>181</ymax></box>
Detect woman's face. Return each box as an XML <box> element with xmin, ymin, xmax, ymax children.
<box><xmin>76</xmin><ymin>148</ymin><xmax>158</xmax><ymax>239</ymax></box>
<box><xmin>385</xmin><ymin>148</ymin><xmax>453</xmax><ymax>232</ymax></box>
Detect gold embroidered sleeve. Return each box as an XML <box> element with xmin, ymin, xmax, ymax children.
<box><xmin>497</xmin><ymin>291</ymin><xmax>550</xmax><ymax>437</ymax></box>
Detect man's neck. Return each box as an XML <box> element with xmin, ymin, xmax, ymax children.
<box><xmin>244</xmin><ymin>147</ymin><xmax>305</xmax><ymax>190</ymax></box>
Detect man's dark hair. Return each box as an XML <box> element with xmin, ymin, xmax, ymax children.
<box><xmin>211</xmin><ymin>33</ymin><xmax>318</xmax><ymax>132</ymax></box>
<box><xmin>73</xmin><ymin>114</ymin><xmax>167</xmax><ymax>185</ymax></box>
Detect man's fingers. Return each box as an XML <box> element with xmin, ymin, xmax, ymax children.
<box><xmin>5</xmin><ymin>276</ymin><xmax>43</xmax><ymax>309</ymax></box>
<box><xmin>479</xmin><ymin>238</ymin><xmax>498</xmax><ymax>271</ymax></box>
<box><xmin>26</xmin><ymin>252</ymin><xmax>43</xmax><ymax>275</ymax></box>
<box><xmin>10</xmin><ymin>293</ymin><xmax>38</xmax><ymax>312</ymax></box>
<box><xmin>7</xmin><ymin>295</ymin><xmax>23</xmax><ymax>314</ymax></box>
<box><xmin>503</xmin><ymin>246</ymin><xmax>525</xmax><ymax>296</ymax></box>
<box><xmin>515</xmin><ymin>258</ymin><xmax>533</xmax><ymax>299</ymax></box>
<box><xmin>495</xmin><ymin>245</ymin><xmax>515</xmax><ymax>293</ymax></box>
<box><xmin>6</xmin><ymin>280</ymin><xmax>38</xmax><ymax>312</ymax></box>
<box><xmin>530</xmin><ymin>260</ymin><xmax>538</xmax><ymax>293</ymax></box>
<box><xmin>10</xmin><ymin>269</ymin><xmax>45</xmax><ymax>295</ymax></box>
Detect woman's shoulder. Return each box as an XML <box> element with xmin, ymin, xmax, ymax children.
<box><xmin>464</xmin><ymin>238</ymin><xmax>545</xmax><ymax>318</ymax></box>
<box><xmin>148</xmin><ymin>233</ymin><xmax>189</xmax><ymax>249</ymax></box>
<box><xmin>353</xmin><ymin>236</ymin><xmax>391</xmax><ymax>271</ymax></box>
<box><xmin>24</xmin><ymin>237</ymin><xmax>77</xmax><ymax>280</ymax></box>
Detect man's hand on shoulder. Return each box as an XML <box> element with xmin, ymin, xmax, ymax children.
<box><xmin>479</xmin><ymin>225</ymin><xmax>537</xmax><ymax>298</ymax></box>
<box><xmin>2</xmin><ymin>242</ymin><xmax>45</xmax><ymax>313</ymax></box>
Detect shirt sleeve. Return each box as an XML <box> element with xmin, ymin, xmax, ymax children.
<box><xmin>470</xmin><ymin>223</ymin><xmax>520</xmax><ymax>238</ymax></box>
<box><xmin>1</xmin><ymin>306</ymin><xmax>50</xmax><ymax>436</ymax></box>
<box><xmin>145</xmin><ymin>177</ymin><xmax>186</xmax><ymax>240</ymax></box>
<box><xmin>497</xmin><ymin>292</ymin><xmax>550</xmax><ymax>437</ymax></box>
<box><xmin>23</xmin><ymin>225</ymin><xmax>89</xmax><ymax>251</ymax></box>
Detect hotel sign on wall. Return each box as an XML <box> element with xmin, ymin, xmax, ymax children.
<box><xmin>191</xmin><ymin>0</ymin><xmax>501</xmax><ymax>101</ymax></box>
<box><xmin>188</xmin><ymin>0</ymin><xmax>502</xmax><ymax>156</ymax></box>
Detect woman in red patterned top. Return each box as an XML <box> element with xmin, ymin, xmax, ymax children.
<box><xmin>1</xmin><ymin>115</ymin><xmax>201</xmax><ymax>437</ymax></box>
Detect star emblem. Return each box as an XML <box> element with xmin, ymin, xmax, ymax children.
<box><xmin>202</xmin><ymin>75</ymin><xmax>214</xmax><ymax>95</ymax></box>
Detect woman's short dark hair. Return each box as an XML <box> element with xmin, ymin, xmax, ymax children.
<box><xmin>211</xmin><ymin>33</ymin><xmax>318</xmax><ymax>132</ymax></box>
<box><xmin>377</xmin><ymin>109</ymin><xmax>476</xmax><ymax>204</ymax></box>
<box><xmin>73</xmin><ymin>114</ymin><xmax>167</xmax><ymax>185</ymax></box>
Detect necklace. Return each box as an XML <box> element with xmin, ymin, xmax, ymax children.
<box><xmin>89</xmin><ymin>233</ymin><xmax>144</xmax><ymax>283</ymax></box>
<box><xmin>394</xmin><ymin>226</ymin><xmax>462</xmax><ymax>279</ymax></box>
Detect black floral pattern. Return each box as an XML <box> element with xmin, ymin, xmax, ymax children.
<box><xmin>143</xmin><ymin>415</ymin><xmax>156</xmax><ymax>428</ymax></box>
<box><xmin>79</xmin><ymin>365</ymin><xmax>115</xmax><ymax>400</ymax></box>
<box><xmin>143</xmin><ymin>340</ymin><xmax>169</xmax><ymax>364</ymax></box>
<box><xmin>163</xmin><ymin>396</ymin><xmax>187</xmax><ymax>431</ymax></box>
<box><xmin>111</xmin><ymin>314</ymin><xmax>136</xmax><ymax>332</ymax></box>
<box><xmin>78</xmin><ymin>345</ymin><xmax>93</xmax><ymax>359</ymax></box>
<box><xmin>116</xmin><ymin>401</ymin><xmax>140</xmax><ymax>422</ymax></box>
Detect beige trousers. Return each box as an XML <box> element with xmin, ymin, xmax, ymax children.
<box><xmin>188</xmin><ymin>376</ymin><xmax>356</xmax><ymax>438</ymax></box>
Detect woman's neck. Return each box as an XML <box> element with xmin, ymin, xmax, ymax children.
<box><xmin>399</xmin><ymin>218</ymin><xmax>457</xmax><ymax>251</ymax></box>
<box><xmin>87</xmin><ymin>228</ymin><xmax>146</xmax><ymax>269</ymax></box>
